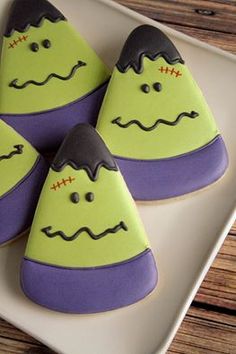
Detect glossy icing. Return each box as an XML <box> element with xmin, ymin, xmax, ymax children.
<box><xmin>51</xmin><ymin>124</ymin><xmax>118</xmax><ymax>180</ymax></box>
<box><xmin>41</xmin><ymin>220</ymin><xmax>128</xmax><ymax>241</ymax></box>
<box><xmin>115</xmin><ymin>136</ymin><xmax>228</xmax><ymax>200</ymax></box>
<box><xmin>97</xmin><ymin>56</ymin><xmax>219</xmax><ymax>159</ymax></box>
<box><xmin>21</xmin><ymin>249</ymin><xmax>157</xmax><ymax>313</ymax></box>
<box><xmin>1</xmin><ymin>81</ymin><xmax>108</xmax><ymax>151</ymax></box>
<box><xmin>5</xmin><ymin>0</ymin><xmax>65</xmax><ymax>37</ymax></box>
<box><xmin>117</xmin><ymin>24</ymin><xmax>184</xmax><ymax>73</ymax></box>
<box><xmin>25</xmin><ymin>125</ymin><xmax>150</xmax><ymax>267</ymax></box>
<box><xmin>0</xmin><ymin>3</ymin><xmax>110</xmax><ymax>114</ymax></box>
<box><xmin>9</xmin><ymin>60</ymin><xmax>86</xmax><ymax>89</ymax></box>
<box><xmin>96</xmin><ymin>24</ymin><xmax>228</xmax><ymax>201</ymax></box>
<box><xmin>111</xmin><ymin>111</ymin><xmax>199</xmax><ymax>132</ymax></box>
<box><xmin>0</xmin><ymin>120</ymin><xmax>38</xmax><ymax>198</ymax></box>
<box><xmin>26</xmin><ymin>165</ymin><xmax>150</xmax><ymax>267</ymax></box>
<box><xmin>0</xmin><ymin>144</ymin><xmax>24</xmax><ymax>161</ymax></box>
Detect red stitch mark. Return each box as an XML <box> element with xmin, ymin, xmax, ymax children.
<box><xmin>50</xmin><ymin>176</ymin><xmax>75</xmax><ymax>191</ymax></box>
<box><xmin>8</xmin><ymin>35</ymin><xmax>29</xmax><ymax>49</ymax></box>
<box><xmin>158</xmin><ymin>66</ymin><xmax>182</xmax><ymax>78</ymax></box>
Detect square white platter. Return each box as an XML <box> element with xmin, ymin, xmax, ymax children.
<box><xmin>0</xmin><ymin>1</ymin><xmax>235</xmax><ymax>353</ymax></box>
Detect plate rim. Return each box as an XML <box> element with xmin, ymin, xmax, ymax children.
<box><xmin>0</xmin><ymin>1</ymin><xmax>235</xmax><ymax>353</ymax></box>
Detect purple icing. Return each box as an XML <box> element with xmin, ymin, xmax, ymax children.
<box><xmin>0</xmin><ymin>156</ymin><xmax>48</xmax><ymax>245</ymax></box>
<box><xmin>0</xmin><ymin>82</ymin><xmax>108</xmax><ymax>152</ymax></box>
<box><xmin>20</xmin><ymin>249</ymin><xmax>158</xmax><ymax>313</ymax></box>
<box><xmin>115</xmin><ymin>135</ymin><xmax>228</xmax><ymax>201</ymax></box>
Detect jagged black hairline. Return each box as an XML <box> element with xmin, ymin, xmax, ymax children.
<box><xmin>116</xmin><ymin>52</ymin><xmax>185</xmax><ymax>74</ymax></box>
<box><xmin>51</xmin><ymin>162</ymin><xmax>118</xmax><ymax>181</ymax></box>
<box><xmin>4</xmin><ymin>15</ymin><xmax>66</xmax><ymax>37</ymax></box>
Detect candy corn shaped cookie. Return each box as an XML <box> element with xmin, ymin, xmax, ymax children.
<box><xmin>21</xmin><ymin>124</ymin><xmax>157</xmax><ymax>313</ymax></box>
<box><xmin>0</xmin><ymin>0</ymin><xmax>110</xmax><ymax>151</ymax></box>
<box><xmin>96</xmin><ymin>25</ymin><xmax>228</xmax><ymax>200</ymax></box>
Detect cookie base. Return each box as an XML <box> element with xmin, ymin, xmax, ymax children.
<box><xmin>115</xmin><ymin>135</ymin><xmax>228</xmax><ymax>201</ymax></box>
<box><xmin>1</xmin><ymin>81</ymin><xmax>109</xmax><ymax>152</ymax></box>
<box><xmin>0</xmin><ymin>156</ymin><xmax>48</xmax><ymax>246</ymax></box>
<box><xmin>21</xmin><ymin>249</ymin><xmax>158</xmax><ymax>314</ymax></box>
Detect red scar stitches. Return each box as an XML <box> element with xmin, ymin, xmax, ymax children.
<box><xmin>50</xmin><ymin>176</ymin><xmax>75</xmax><ymax>191</ymax></box>
<box><xmin>8</xmin><ymin>35</ymin><xmax>29</xmax><ymax>49</ymax></box>
<box><xmin>158</xmin><ymin>66</ymin><xmax>182</xmax><ymax>78</ymax></box>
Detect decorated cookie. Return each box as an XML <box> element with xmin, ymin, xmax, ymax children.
<box><xmin>0</xmin><ymin>121</ymin><xmax>48</xmax><ymax>246</ymax></box>
<box><xmin>21</xmin><ymin>124</ymin><xmax>157</xmax><ymax>313</ymax></box>
<box><xmin>96</xmin><ymin>25</ymin><xmax>228</xmax><ymax>200</ymax></box>
<box><xmin>0</xmin><ymin>0</ymin><xmax>110</xmax><ymax>151</ymax></box>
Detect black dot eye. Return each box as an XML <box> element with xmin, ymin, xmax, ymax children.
<box><xmin>70</xmin><ymin>192</ymin><xmax>80</xmax><ymax>204</ymax></box>
<box><xmin>141</xmin><ymin>84</ymin><xmax>150</xmax><ymax>93</ymax></box>
<box><xmin>85</xmin><ymin>192</ymin><xmax>94</xmax><ymax>202</ymax></box>
<box><xmin>153</xmin><ymin>82</ymin><xmax>162</xmax><ymax>92</ymax></box>
<box><xmin>42</xmin><ymin>39</ymin><xmax>51</xmax><ymax>49</ymax></box>
<box><xmin>30</xmin><ymin>42</ymin><xmax>39</xmax><ymax>52</ymax></box>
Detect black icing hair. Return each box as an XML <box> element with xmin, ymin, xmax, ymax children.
<box><xmin>4</xmin><ymin>0</ymin><xmax>66</xmax><ymax>37</ymax></box>
<box><xmin>116</xmin><ymin>25</ymin><xmax>184</xmax><ymax>74</ymax></box>
<box><xmin>51</xmin><ymin>124</ymin><xmax>118</xmax><ymax>181</ymax></box>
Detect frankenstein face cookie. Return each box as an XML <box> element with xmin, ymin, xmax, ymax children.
<box><xmin>96</xmin><ymin>25</ymin><xmax>228</xmax><ymax>200</ymax></box>
<box><xmin>0</xmin><ymin>0</ymin><xmax>110</xmax><ymax>151</ymax></box>
<box><xmin>21</xmin><ymin>124</ymin><xmax>157</xmax><ymax>313</ymax></box>
<box><xmin>0</xmin><ymin>121</ymin><xmax>48</xmax><ymax>246</ymax></box>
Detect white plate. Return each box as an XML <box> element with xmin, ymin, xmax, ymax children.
<box><xmin>0</xmin><ymin>1</ymin><xmax>235</xmax><ymax>353</ymax></box>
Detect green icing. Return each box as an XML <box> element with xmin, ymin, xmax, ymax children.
<box><xmin>25</xmin><ymin>166</ymin><xmax>149</xmax><ymax>268</ymax></box>
<box><xmin>0</xmin><ymin>120</ymin><xmax>38</xmax><ymax>197</ymax></box>
<box><xmin>0</xmin><ymin>19</ymin><xmax>110</xmax><ymax>114</ymax></box>
<box><xmin>97</xmin><ymin>57</ymin><xmax>219</xmax><ymax>159</ymax></box>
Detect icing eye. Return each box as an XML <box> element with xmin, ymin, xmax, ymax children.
<box><xmin>153</xmin><ymin>82</ymin><xmax>162</xmax><ymax>92</ymax></box>
<box><xmin>85</xmin><ymin>192</ymin><xmax>94</xmax><ymax>202</ymax></box>
<box><xmin>70</xmin><ymin>192</ymin><xmax>80</xmax><ymax>204</ymax></box>
<box><xmin>42</xmin><ymin>39</ymin><xmax>51</xmax><ymax>49</ymax></box>
<box><xmin>30</xmin><ymin>42</ymin><xmax>39</xmax><ymax>52</ymax></box>
<box><xmin>141</xmin><ymin>84</ymin><xmax>150</xmax><ymax>93</ymax></box>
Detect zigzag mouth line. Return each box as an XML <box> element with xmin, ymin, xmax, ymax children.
<box><xmin>0</xmin><ymin>144</ymin><xmax>24</xmax><ymax>161</ymax></box>
<box><xmin>111</xmin><ymin>111</ymin><xmax>199</xmax><ymax>131</ymax></box>
<box><xmin>9</xmin><ymin>60</ymin><xmax>87</xmax><ymax>89</ymax></box>
<box><xmin>41</xmin><ymin>221</ymin><xmax>128</xmax><ymax>241</ymax></box>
